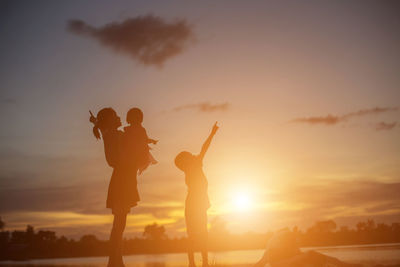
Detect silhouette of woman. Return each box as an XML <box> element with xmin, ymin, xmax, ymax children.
<box><xmin>90</xmin><ymin>108</ymin><xmax>139</xmax><ymax>267</ymax></box>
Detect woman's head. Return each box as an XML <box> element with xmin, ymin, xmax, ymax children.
<box><xmin>174</xmin><ymin>151</ymin><xmax>195</xmax><ymax>172</ymax></box>
<box><xmin>92</xmin><ymin>108</ymin><xmax>121</xmax><ymax>139</ymax></box>
<box><xmin>126</xmin><ymin>107</ymin><xmax>143</xmax><ymax>125</ymax></box>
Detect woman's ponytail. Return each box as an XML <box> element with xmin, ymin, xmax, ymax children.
<box><xmin>93</xmin><ymin>125</ymin><xmax>101</xmax><ymax>140</ymax></box>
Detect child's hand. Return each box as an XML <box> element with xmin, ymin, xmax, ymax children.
<box><xmin>149</xmin><ymin>139</ymin><xmax>158</xmax><ymax>145</ymax></box>
<box><xmin>212</xmin><ymin>121</ymin><xmax>219</xmax><ymax>135</ymax></box>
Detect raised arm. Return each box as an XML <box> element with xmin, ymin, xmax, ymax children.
<box><xmin>199</xmin><ymin>122</ymin><xmax>219</xmax><ymax>160</ymax></box>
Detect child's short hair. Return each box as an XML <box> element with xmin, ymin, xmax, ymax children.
<box><xmin>175</xmin><ymin>151</ymin><xmax>193</xmax><ymax>171</ymax></box>
<box><xmin>127</xmin><ymin>108</ymin><xmax>143</xmax><ymax>124</ymax></box>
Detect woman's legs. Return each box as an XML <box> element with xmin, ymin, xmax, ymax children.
<box><xmin>108</xmin><ymin>212</ymin><xmax>127</xmax><ymax>267</ymax></box>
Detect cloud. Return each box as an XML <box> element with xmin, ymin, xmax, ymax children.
<box><xmin>264</xmin><ymin>180</ymin><xmax>400</xmax><ymax>229</ymax></box>
<box><xmin>172</xmin><ymin>102</ymin><xmax>230</xmax><ymax>112</ymax></box>
<box><xmin>0</xmin><ymin>148</ymin><xmax>187</xmax><ymax>237</ymax></box>
<box><xmin>281</xmin><ymin>180</ymin><xmax>400</xmax><ymax>208</ymax></box>
<box><xmin>67</xmin><ymin>15</ymin><xmax>194</xmax><ymax>66</ymax></box>
<box><xmin>292</xmin><ymin>114</ymin><xmax>340</xmax><ymax>125</ymax></box>
<box><xmin>374</xmin><ymin>121</ymin><xmax>397</xmax><ymax>131</ymax></box>
<box><xmin>2</xmin><ymin>176</ymin><xmax>400</xmax><ymax>237</ymax></box>
<box><xmin>292</xmin><ymin>107</ymin><xmax>398</xmax><ymax>126</ymax></box>
<box><xmin>342</xmin><ymin>107</ymin><xmax>398</xmax><ymax>119</ymax></box>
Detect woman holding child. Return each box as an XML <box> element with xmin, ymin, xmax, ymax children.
<box><xmin>90</xmin><ymin>107</ymin><xmax>157</xmax><ymax>267</ymax></box>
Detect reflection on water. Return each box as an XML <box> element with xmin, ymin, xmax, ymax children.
<box><xmin>1</xmin><ymin>243</ymin><xmax>400</xmax><ymax>267</ymax></box>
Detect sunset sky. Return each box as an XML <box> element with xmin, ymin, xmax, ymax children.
<box><xmin>1</xmin><ymin>0</ymin><xmax>399</xmax><ymax>239</ymax></box>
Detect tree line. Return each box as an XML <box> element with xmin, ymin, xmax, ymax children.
<box><xmin>0</xmin><ymin>217</ymin><xmax>399</xmax><ymax>261</ymax></box>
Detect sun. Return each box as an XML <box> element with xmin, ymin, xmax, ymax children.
<box><xmin>232</xmin><ymin>191</ymin><xmax>253</xmax><ymax>211</ymax></box>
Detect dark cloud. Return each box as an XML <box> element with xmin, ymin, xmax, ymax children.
<box><xmin>292</xmin><ymin>107</ymin><xmax>398</xmax><ymax>126</ymax></box>
<box><xmin>342</xmin><ymin>107</ymin><xmax>398</xmax><ymax>119</ymax></box>
<box><xmin>374</xmin><ymin>121</ymin><xmax>397</xmax><ymax>131</ymax></box>
<box><xmin>67</xmin><ymin>15</ymin><xmax>194</xmax><ymax>66</ymax></box>
<box><xmin>172</xmin><ymin>102</ymin><xmax>230</xmax><ymax>112</ymax></box>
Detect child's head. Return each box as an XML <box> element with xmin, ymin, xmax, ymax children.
<box><xmin>126</xmin><ymin>107</ymin><xmax>143</xmax><ymax>125</ymax></box>
<box><xmin>175</xmin><ymin>151</ymin><xmax>195</xmax><ymax>172</ymax></box>
<box><xmin>92</xmin><ymin>107</ymin><xmax>121</xmax><ymax>139</ymax></box>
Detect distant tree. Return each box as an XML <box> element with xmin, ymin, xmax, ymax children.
<box><xmin>79</xmin><ymin>235</ymin><xmax>98</xmax><ymax>243</ymax></box>
<box><xmin>391</xmin><ymin>223</ymin><xmax>400</xmax><ymax>232</ymax></box>
<box><xmin>0</xmin><ymin>217</ymin><xmax>4</xmax><ymax>231</ymax></box>
<box><xmin>365</xmin><ymin>219</ymin><xmax>375</xmax><ymax>231</ymax></box>
<box><xmin>0</xmin><ymin>231</ymin><xmax>9</xmax><ymax>245</ymax></box>
<box><xmin>308</xmin><ymin>220</ymin><xmax>337</xmax><ymax>233</ymax></box>
<box><xmin>58</xmin><ymin>235</ymin><xmax>68</xmax><ymax>243</ymax></box>
<box><xmin>26</xmin><ymin>225</ymin><xmax>34</xmax><ymax>235</ymax></box>
<box><xmin>37</xmin><ymin>230</ymin><xmax>56</xmax><ymax>242</ymax></box>
<box><xmin>80</xmin><ymin>234</ymin><xmax>98</xmax><ymax>243</ymax></box>
<box><xmin>11</xmin><ymin>230</ymin><xmax>27</xmax><ymax>243</ymax></box>
<box><xmin>143</xmin><ymin>223</ymin><xmax>167</xmax><ymax>240</ymax></box>
<box><xmin>26</xmin><ymin>225</ymin><xmax>35</xmax><ymax>244</ymax></box>
<box><xmin>356</xmin><ymin>221</ymin><xmax>366</xmax><ymax>232</ymax></box>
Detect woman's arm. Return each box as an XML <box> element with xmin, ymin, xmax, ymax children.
<box><xmin>198</xmin><ymin>122</ymin><xmax>219</xmax><ymax>160</ymax></box>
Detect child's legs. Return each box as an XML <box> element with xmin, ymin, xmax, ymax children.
<box><xmin>185</xmin><ymin>213</ymin><xmax>196</xmax><ymax>266</ymax></box>
<box><xmin>198</xmin><ymin>210</ymin><xmax>208</xmax><ymax>266</ymax></box>
<box><xmin>185</xmin><ymin>208</ymin><xmax>208</xmax><ymax>267</ymax></box>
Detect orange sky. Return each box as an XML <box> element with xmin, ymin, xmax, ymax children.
<box><xmin>0</xmin><ymin>1</ymin><xmax>399</xmax><ymax>239</ymax></box>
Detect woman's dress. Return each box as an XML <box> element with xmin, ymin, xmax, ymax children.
<box><xmin>103</xmin><ymin>129</ymin><xmax>140</xmax><ymax>214</ymax></box>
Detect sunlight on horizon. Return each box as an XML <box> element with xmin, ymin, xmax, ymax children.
<box><xmin>232</xmin><ymin>191</ymin><xmax>253</xmax><ymax>211</ymax></box>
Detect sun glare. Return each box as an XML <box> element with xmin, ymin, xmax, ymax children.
<box><xmin>233</xmin><ymin>191</ymin><xmax>253</xmax><ymax>211</ymax></box>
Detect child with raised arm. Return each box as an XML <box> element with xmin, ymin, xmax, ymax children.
<box><xmin>175</xmin><ymin>122</ymin><xmax>219</xmax><ymax>267</ymax></box>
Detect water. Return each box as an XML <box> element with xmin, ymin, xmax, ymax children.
<box><xmin>1</xmin><ymin>243</ymin><xmax>399</xmax><ymax>266</ymax></box>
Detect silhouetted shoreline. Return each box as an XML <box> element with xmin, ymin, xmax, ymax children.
<box><xmin>1</xmin><ymin>244</ymin><xmax>400</xmax><ymax>267</ymax></box>
<box><xmin>1</xmin><ymin>219</ymin><xmax>400</xmax><ymax>261</ymax></box>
